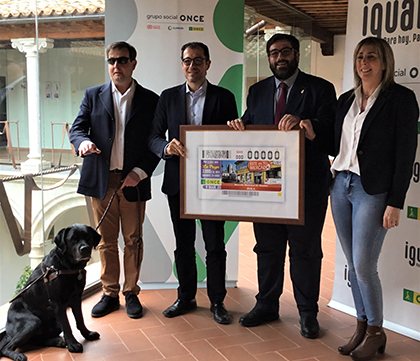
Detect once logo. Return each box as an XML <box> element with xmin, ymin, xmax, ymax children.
<box><xmin>180</xmin><ymin>14</ymin><xmax>204</xmax><ymax>22</ymax></box>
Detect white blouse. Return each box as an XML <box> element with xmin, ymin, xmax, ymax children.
<box><xmin>331</xmin><ymin>84</ymin><xmax>382</xmax><ymax>176</ymax></box>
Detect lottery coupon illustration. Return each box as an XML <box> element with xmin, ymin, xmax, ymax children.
<box><xmin>198</xmin><ymin>146</ymin><xmax>285</xmax><ymax>202</ymax></box>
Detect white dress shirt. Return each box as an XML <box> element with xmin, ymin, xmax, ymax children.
<box><xmin>163</xmin><ymin>81</ymin><xmax>208</xmax><ymax>157</ymax></box>
<box><xmin>109</xmin><ymin>80</ymin><xmax>134</xmax><ymax>170</ymax></box>
<box><xmin>331</xmin><ymin>84</ymin><xmax>381</xmax><ymax>176</ymax></box>
<box><xmin>186</xmin><ymin>80</ymin><xmax>207</xmax><ymax>125</ymax></box>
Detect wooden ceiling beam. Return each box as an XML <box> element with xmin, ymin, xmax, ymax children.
<box><xmin>245</xmin><ymin>0</ymin><xmax>344</xmax><ymax>54</ymax></box>
<box><xmin>0</xmin><ymin>20</ymin><xmax>104</xmax><ymax>41</ymax></box>
<box><xmin>289</xmin><ymin>0</ymin><xmax>347</xmax><ymax>4</ymax></box>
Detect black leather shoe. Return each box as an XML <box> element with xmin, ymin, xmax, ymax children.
<box><xmin>238</xmin><ymin>306</ymin><xmax>279</xmax><ymax>327</ymax></box>
<box><xmin>210</xmin><ymin>303</ymin><xmax>232</xmax><ymax>324</ymax></box>
<box><xmin>163</xmin><ymin>299</ymin><xmax>197</xmax><ymax>318</ymax></box>
<box><xmin>125</xmin><ymin>292</ymin><xmax>143</xmax><ymax>319</ymax></box>
<box><xmin>91</xmin><ymin>294</ymin><xmax>120</xmax><ymax>318</ymax></box>
<box><xmin>300</xmin><ymin>316</ymin><xmax>320</xmax><ymax>339</ymax></box>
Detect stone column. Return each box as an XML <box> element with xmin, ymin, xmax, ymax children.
<box><xmin>11</xmin><ymin>38</ymin><xmax>54</xmax><ymax>174</ymax></box>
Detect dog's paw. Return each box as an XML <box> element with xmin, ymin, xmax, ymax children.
<box><xmin>67</xmin><ymin>342</ymin><xmax>83</xmax><ymax>353</ymax></box>
<box><xmin>83</xmin><ymin>330</ymin><xmax>100</xmax><ymax>341</ymax></box>
<box><xmin>56</xmin><ymin>337</ymin><xmax>67</xmax><ymax>348</ymax></box>
<box><xmin>15</xmin><ymin>355</ymin><xmax>27</xmax><ymax>361</ymax></box>
<box><xmin>12</xmin><ymin>353</ymin><xmax>27</xmax><ymax>361</ymax></box>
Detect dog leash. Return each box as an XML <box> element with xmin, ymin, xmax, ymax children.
<box><xmin>95</xmin><ymin>180</ymin><xmax>143</xmax><ymax>268</ymax></box>
<box><xmin>9</xmin><ymin>185</ymin><xmax>120</xmax><ymax>304</ymax></box>
<box><xmin>9</xmin><ymin>272</ymin><xmax>45</xmax><ymax>303</ymax></box>
<box><xmin>135</xmin><ymin>186</ymin><xmax>143</xmax><ymax>269</ymax></box>
<box><xmin>10</xmin><ymin>180</ymin><xmax>142</xmax><ymax>303</ymax></box>
<box><xmin>95</xmin><ymin>182</ymin><xmax>121</xmax><ymax>231</ymax></box>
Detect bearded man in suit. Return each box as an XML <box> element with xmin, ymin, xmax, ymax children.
<box><xmin>228</xmin><ymin>33</ymin><xmax>337</xmax><ymax>338</ymax></box>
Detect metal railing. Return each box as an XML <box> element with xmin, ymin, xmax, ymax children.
<box><xmin>0</xmin><ymin>165</ymin><xmax>80</xmax><ymax>256</ymax></box>
<box><xmin>50</xmin><ymin>122</ymin><xmax>76</xmax><ymax>167</ymax></box>
<box><xmin>0</xmin><ymin>121</ymin><xmax>21</xmax><ymax>169</ymax></box>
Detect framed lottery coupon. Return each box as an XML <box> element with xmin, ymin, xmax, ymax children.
<box><xmin>180</xmin><ymin>125</ymin><xmax>305</xmax><ymax>224</ymax></box>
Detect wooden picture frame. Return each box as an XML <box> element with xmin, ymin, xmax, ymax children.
<box><xmin>180</xmin><ymin>125</ymin><xmax>305</xmax><ymax>225</ymax></box>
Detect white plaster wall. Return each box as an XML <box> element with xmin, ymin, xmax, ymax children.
<box><xmin>39</xmin><ymin>48</ymin><xmax>105</xmax><ymax>150</ymax></box>
<box><xmin>0</xmin><ymin>47</ymin><xmax>105</xmax><ymax>150</ymax></box>
<box><xmin>311</xmin><ymin>34</ymin><xmax>346</xmax><ymax>97</ymax></box>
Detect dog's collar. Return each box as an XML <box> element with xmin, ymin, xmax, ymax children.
<box><xmin>41</xmin><ymin>262</ymin><xmax>86</xmax><ymax>283</ymax></box>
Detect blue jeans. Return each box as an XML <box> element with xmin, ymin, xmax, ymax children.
<box><xmin>330</xmin><ymin>171</ymin><xmax>388</xmax><ymax>326</ymax></box>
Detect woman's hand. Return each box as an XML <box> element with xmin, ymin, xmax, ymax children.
<box><xmin>383</xmin><ymin>205</ymin><xmax>400</xmax><ymax>230</ymax></box>
<box><xmin>227</xmin><ymin>118</ymin><xmax>245</xmax><ymax>131</ymax></box>
<box><xmin>299</xmin><ymin>119</ymin><xmax>316</xmax><ymax>140</ymax></box>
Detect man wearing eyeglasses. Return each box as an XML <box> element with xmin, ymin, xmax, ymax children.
<box><xmin>228</xmin><ymin>34</ymin><xmax>337</xmax><ymax>338</ymax></box>
<box><xmin>149</xmin><ymin>42</ymin><xmax>238</xmax><ymax>324</ymax></box>
<box><xmin>70</xmin><ymin>41</ymin><xmax>160</xmax><ymax>320</ymax></box>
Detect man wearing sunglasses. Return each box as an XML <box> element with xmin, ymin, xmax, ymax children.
<box><xmin>228</xmin><ymin>34</ymin><xmax>337</xmax><ymax>338</ymax></box>
<box><xmin>70</xmin><ymin>41</ymin><xmax>160</xmax><ymax>320</ymax></box>
<box><xmin>149</xmin><ymin>42</ymin><xmax>238</xmax><ymax>324</ymax></box>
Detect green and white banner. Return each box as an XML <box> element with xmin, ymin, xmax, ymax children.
<box><xmin>329</xmin><ymin>0</ymin><xmax>420</xmax><ymax>340</ymax></box>
<box><xmin>105</xmin><ymin>0</ymin><xmax>244</xmax><ymax>288</ymax></box>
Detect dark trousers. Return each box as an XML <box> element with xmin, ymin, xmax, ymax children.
<box><xmin>168</xmin><ymin>193</ymin><xmax>227</xmax><ymax>304</ymax></box>
<box><xmin>253</xmin><ymin>199</ymin><xmax>328</xmax><ymax>316</ymax></box>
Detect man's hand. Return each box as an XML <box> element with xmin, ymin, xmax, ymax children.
<box><xmin>227</xmin><ymin>118</ymin><xmax>245</xmax><ymax>130</ymax></box>
<box><xmin>167</xmin><ymin>138</ymin><xmax>186</xmax><ymax>157</ymax></box>
<box><xmin>121</xmin><ymin>170</ymin><xmax>141</xmax><ymax>188</ymax></box>
<box><xmin>277</xmin><ymin>114</ymin><xmax>300</xmax><ymax>131</ymax></box>
<box><xmin>78</xmin><ymin>140</ymin><xmax>101</xmax><ymax>156</ymax></box>
<box><xmin>299</xmin><ymin>119</ymin><xmax>316</xmax><ymax>140</ymax></box>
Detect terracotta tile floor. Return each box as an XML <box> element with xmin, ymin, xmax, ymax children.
<box><xmin>23</xmin><ymin>205</ymin><xmax>419</xmax><ymax>361</ymax></box>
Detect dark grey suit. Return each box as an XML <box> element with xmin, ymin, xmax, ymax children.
<box><xmin>149</xmin><ymin>81</ymin><xmax>238</xmax><ymax>303</ymax></box>
<box><xmin>242</xmin><ymin>70</ymin><xmax>337</xmax><ymax>316</ymax></box>
<box><xmin>70</xmin><ymin>80</ymin><xmax>160</xmax><ymax>202</ymax></box>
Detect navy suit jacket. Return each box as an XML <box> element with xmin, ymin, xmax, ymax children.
<box><xmin>69</xmin><ymin>80</ymin><xmax>160</xmax><ymax>201</ymax></box>
<box><xmin>149</xmin><ymin>82</ymin><xmax>238</xmax><ymax>196</ymax></box>
<box><xmin>242</xmin><ymin>70</ymin><xmax>337</xmax><ymax>206</ymax></box>
<box><xmin>335</xmin><ymin>83</ymin><xmax>418</xmax><ymax>209</ymax></box>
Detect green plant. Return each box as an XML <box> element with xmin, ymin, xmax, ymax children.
<box><xmin>14</xmin><ymin>265</ymin><xmax>33</xmax><ymax>297</ymax></box>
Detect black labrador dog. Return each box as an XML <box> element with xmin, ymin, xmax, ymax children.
<box><xmin>0</xmin><ymin>223</ymin><xmax>101</xmax><ymax>361</ymax></box>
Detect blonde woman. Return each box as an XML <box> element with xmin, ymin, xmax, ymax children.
<box><xmin>330</xmin><ymin>37</ymin><xmax>418</xmax><ymax>361</ymax></box>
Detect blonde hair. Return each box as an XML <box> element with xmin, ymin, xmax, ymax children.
<box><xmin>353</xmin><ymin>37</ymin><xmax>395</xmax><ymax>90</ymax></box>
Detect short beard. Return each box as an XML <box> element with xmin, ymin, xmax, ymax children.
<box><xmin>270</xmin><ymin>57</ymin><xmax>298</xmax><ymax>80</ymax></box>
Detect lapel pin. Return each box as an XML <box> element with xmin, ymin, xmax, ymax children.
<box><xmin>301</xmin><ymin>89</ymin><xmax>305</xmax><ymax>94</ymax></box>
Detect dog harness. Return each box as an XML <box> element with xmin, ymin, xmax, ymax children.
<box><xmin>9</xmin><ymin>263</ymin><xmax>86</xmax><ymax>307</ymax></box>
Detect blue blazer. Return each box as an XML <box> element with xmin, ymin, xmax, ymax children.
<box><xmin>148</xmin><ymin>82</ymin><xmax>238</xmax><ymax>196</ymax></box>
<box><xmin>335</xmin><ymin>83</ymin><xmax>418</xmax><ymax>209</ymax></box>
<box><xmin>69</xmin><ymin>80</ymin><xmax>160</xmax><ymax>201</ymax></box>
<box><xmin>242</xmin><ymin>70</ymin><xmax>337</xmax><ymax>206</ymax></box>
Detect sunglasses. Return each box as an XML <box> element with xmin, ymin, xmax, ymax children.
<box><xmin>106</xmin><ymin>56</ymin><xmax>131</xmax><ymax>65</ymax></box>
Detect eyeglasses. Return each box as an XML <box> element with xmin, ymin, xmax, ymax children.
<box><xmin>107</xmin><ymin>57</ymin><xmax>131</xmax><ymax>65</ymax></box>
<box><xmin>268</xmin><ymin>47</ymin><xmax>295</xmax><ymax>58</ymax></box>
<box><xmin>181</xmin><ymin>57</ymin><xmax>207</xmax><ymax>66</ymax></box>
